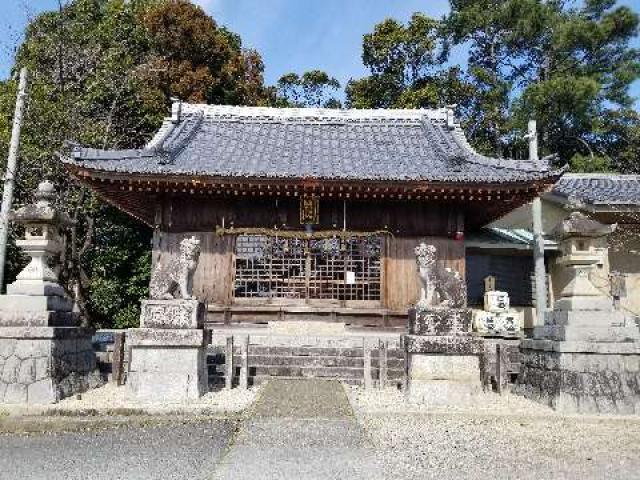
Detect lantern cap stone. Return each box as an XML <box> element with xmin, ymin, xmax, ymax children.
<box><xmin>10</xmin><ymin>181</ymin><xmax>71</xmax><ymax>226</ymax></box>
<box><xmin>552</xmin><ymin>211</ymin><xmax>616</xmax><ymax>240</ymax></box>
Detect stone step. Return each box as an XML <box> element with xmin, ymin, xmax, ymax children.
<box><xmin>206</xmin><ymin>337</ymin><xmax>406</xmax><ymax>388</ymax></box>
<box><xmin>248</xmin><ymin>365</ymin><xmax>367</xmax><ymax>379</ymax></box>
<box><xmin>219</xmin><ymin>354</ymin><xmax>404</xmax><ymax>369</ymax></box>
<box><xmin>211</xmin><ymin>334</ymin><xmax>402</xmax><ymax>349</ymax></box>
<box><xmin>209</xmin><ymin>375</ymin><xmax>403</xmax><ymax>388</ymax></box>
<box><xmin>208</xmin><ymin>345</ymin><xmax>404</xmax><ymax>359</ymax></box>
<box><xmin>208</xmin><ymin>364</ymin><xmax>404</xmax><ymax>379</ymax></box>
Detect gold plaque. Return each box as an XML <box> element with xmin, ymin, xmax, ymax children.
<box><xmin>300</xmin><ymin>196</ymin><xmax>319</xmax><ymax>224</ymax></box>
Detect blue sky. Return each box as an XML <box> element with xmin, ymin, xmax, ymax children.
<box><xmin>0</xmin><ymin>0</ymin><xmax>639</xmax><ymax>103</ymax></box>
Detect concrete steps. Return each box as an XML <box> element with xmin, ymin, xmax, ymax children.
<box><xmin>207</xmin><ymin>335</ymin><xmax>404</xmax><ymax>388</ymax></box>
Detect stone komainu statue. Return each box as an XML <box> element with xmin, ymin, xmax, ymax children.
<box><xmin>415</xmin><ymin>242</ymin><xmax>466</xmax><ymax>310</ymax></box>
<box><xmin>149</xmin><ymin>236</ymin><xmax>201</xmax><ymax>300</ymax></box>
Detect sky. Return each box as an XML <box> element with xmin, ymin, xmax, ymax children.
<box><xmin>0</xmin><ymin>0</ymin><xmax>639</xmax><ymax>102</ymax></box>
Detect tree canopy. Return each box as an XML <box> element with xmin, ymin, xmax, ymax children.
<box><xmin>276</xmin><ymin>70</ymin><xmax>342</xmax><ymax>108</ymax></box>
<box><xmin>347</xmin><ymin>1</ymin><xmax>640</xmax><ymax>170</ymax></box>
<box><xmin>346</xmin><ymin>13</ymin><xmax>475</xmax><ymax>111</ymax></box>
<box><xmin>0</xmin><ymin>0</ymin><xmax>271</xmax><ymax>328</ymax></box>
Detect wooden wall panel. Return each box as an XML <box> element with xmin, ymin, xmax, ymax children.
<box><xmin>384</xmin><ymin>236</ymin><xmax>465</xmax><ymax>311</ymax></box>
<box><xmin>152</xmin><ymin>231</ymin><xmax>235</xmax><ymax>305</ymax></box>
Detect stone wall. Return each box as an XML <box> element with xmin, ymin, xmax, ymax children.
<box><xmin>0</xmin><ymin>329</ymin><xmax>102</xmax><ymax>404</ymax></box>
<box><xmin>518</xmin><ymin>345</ymin><xmax>640</xmax><ymax>413</ymax></box>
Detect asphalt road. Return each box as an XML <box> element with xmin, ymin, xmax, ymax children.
<box><xmin>0</xmin><ymin>418</ymin><xmax>236</xmax><ymax>480</ymax></box>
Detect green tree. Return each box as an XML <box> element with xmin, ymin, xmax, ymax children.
<box><xmin>276</xmin><ymin>70</ymin><xmax>342</xmax><ymax>108</ymax></box>
<box><xmin>351</xmin><ymin>2</ymin><xmax>640</xmax><ymax>169</ymax></box>
<box><xmin>505</xmin><ymin>0</ymin><xmax>639</xmax><ymax>164</ymax></box>
<box><xmin>0</xmin><ymin>0</ymin><xmax>269</xmax><ymax>328</ymax></box>
<box><xmin>346</xmin><ymin>13</ymin><xmax>474</xmax><ymax>111</ymax></box>
<box><xmin>445</xmin><ymin>0</ymin><xmax>554</xmax><ymax>155</ymax></box>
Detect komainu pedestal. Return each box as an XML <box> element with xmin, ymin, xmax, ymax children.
<box><xmin>404</xmin><ymin>243</ymin><xmax>482</xmax><ymax>405</ymax></box>
<box><xmin>404</xmin><ymin>308</ymin><xmax>483</xmax><ymax>405</ymax></box>
<box><xmin>128</xmin><ymin>298</ymin><xmax>207</xmax><ymax>402</ymax></box>
<box><xmin>0</xmin><ymin>181</ymin><xmax>102</xmax><ymax>404</ymax></box>
<box><xmin>517</xmin><ymin>212</ymin><xmax>640</xmax><ymax>413</ymax></box>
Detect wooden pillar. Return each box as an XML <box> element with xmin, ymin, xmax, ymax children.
<box><xmin>239</xmin><ymin>334</ymin><xmax>249</xmax><ymax>390</ymax></box>
<box><xmin>363</xmin><ymin>339</ymin><xmax>373</xmax><ymax>390</ymax></box>
<box><xmin>378</xmin><ymin>340</ymin><xmax>388</xmax><ymax>389</ymax></box>
<box><xmin>112</xmin><ymin>332</ymin><xmax>125</xmax><ymax>386</ymax></box>
<box><xmin>225</xmin><ymin>336</ymin><xmax>234</xmax><ymax>390</ymax></box>
<box><xmin>496</xmin><ymin>343</ymin><xmax>503</xmax><ymax>395</ymax></box>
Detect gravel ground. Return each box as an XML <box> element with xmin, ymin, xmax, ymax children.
<box><xmin>0</xmin><ymin>418</ymin><xmax>236</xmax><ymax>480</ymax></box>
<box><xmin>347</xmin><ymin>387</ymin><xmax>640</xmax><ymax>480</ymax></box>
<box><xmin>1</xmin><ymin>383</ymin><xmax>259</xmax><ymax>417</ymax></box>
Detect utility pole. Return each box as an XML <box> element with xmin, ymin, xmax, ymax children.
<box><xmin>0</xmin><ymin>68</ymin><xmax>29</xmax><ymax>290</ymax></box>
<box><xmin>528</xmin><ymin>119</ymin><xmax>548</xmax><ymax>326</ymax></box>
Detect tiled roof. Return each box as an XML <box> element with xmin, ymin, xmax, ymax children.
<box><xmin>64</xmin><ymin>103</ymin><xmax>561</xmax><ymax>184</ymax></box>
<box><xmin>552</xmin><ymin>174</ymin><xmax>640</xmax><ymax>205</ymax></box>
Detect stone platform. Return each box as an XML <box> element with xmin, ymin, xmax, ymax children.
<box><xmin>517</xmin><ymin>334</ymin><xmax>640</xmax><ymax>414</ymax></box>
<box><xmin>0</xmin><ymin>327</ymin><xmax>101</xmax><ymax>404</ymax></box>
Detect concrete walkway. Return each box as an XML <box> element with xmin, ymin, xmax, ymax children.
<box><xmin>212</xmin><ymin>379</ymin><xmax>385</xmax><ymax>480</ymax></box>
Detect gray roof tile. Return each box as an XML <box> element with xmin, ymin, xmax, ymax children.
<box><xmin>65</xmin><ymin>104</ymin><xmax>561</xmax><ymax>184</ymax></box>
<box><xmin>552</xmin><ymin>174</ymin><xmax>640</xmax><ymax>205</ymax></box>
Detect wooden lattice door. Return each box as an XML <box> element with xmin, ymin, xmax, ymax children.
<box><xmin>234</xmin><ymin>235</ymin><xmax>382</xmax><ymax>305</ymax></box>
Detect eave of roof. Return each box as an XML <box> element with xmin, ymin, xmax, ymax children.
<box><xmin>465</xmin><ymin>227</ymin><xmax>559</xmax><ymax>251</ymax></box>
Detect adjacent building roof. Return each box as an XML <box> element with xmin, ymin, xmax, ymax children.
<box><xmin>465</xmin><ymin>227</ymin><xmax>558</xmax><ymax>251</ymax></box>
<box><xmin>65</xmin><ymin>103</ymin><xmax>561</xmax><ymax>185</ymax></box>
<box><xmin>551</xmin><ymin>173</ymin><xmax>640</xmax><ymax>207</ymax></box>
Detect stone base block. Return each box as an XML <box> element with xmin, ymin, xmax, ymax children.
<box><xmin>128</xmin><ymin>328</ymin><xmax>207</xmax><ymax>402</ymax></box>
<box><xmin>0</xmin><ymin>294</ymin><xmax>73</xmax><ymax>314</ymax></box>
<box><xmin>409</xmin><ymin>308</ymin><xmax>471</xmax><ymax>335</ymax></box>
<box><xmin>406</xmin><ymin>354</ymin><xmax>482</xmax><ymax>405</ymax></box>
<box><xmin>0</xmin><ymin>310</ymin><xmax>78</xmax><ymax>328</ymax></box>
<box><xmin>6</xmin><ymin>280</ymin><xmax>65</xmax><ymax>297</ymax></box>
<box><xmin>554</xmin><ymin>296</ymin><xmax>613</xmax><ymax>312</ymax></box>
<box><xmin>140</xmin><ymin>299</ymin><xmax>204</xmax><ymax>329</ymax></box>
<box><xmin>516</xmin><ymin>341</ymin><xmax>640</xmax><ymax>414</ymax></box>
<box><xmin>0</xmin><ymin>327</ymin><xmax>103</xmax><ymax>404</ymax></box>
<box><xmin>404</xmin><ymin>334</ymin><xmax>484</xmax><ymax>355</ymax></box>
<box><xmin>538</xmin><ymin>310</ymin><xmax>640</xmax><ymax>343</ymax></box>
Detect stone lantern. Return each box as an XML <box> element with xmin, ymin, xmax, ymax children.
<box><xmin>552</xmin><ymin>212</ymin><xmax>614</xmax><ymax>311</ymax></box>
<box><xmin>0</xmin><ymin>181</ymin><xmax>101</xmax><ymax>404</ymax></box>
<box><xmin>517</xmin><ymin>211</ymin><xmax>640</xmax><ymax>414</ymax></box>
<box><xmin>6</xmin><ymin>180</ymin><xmax>71</xmax><ymax>305</ymax></box>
